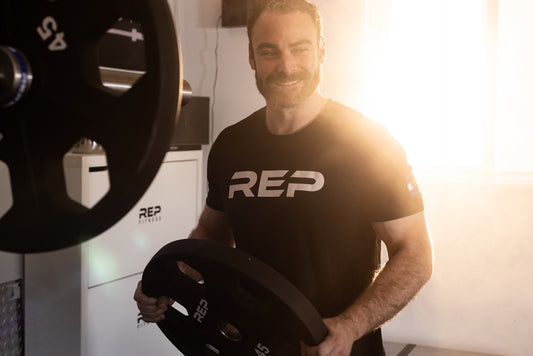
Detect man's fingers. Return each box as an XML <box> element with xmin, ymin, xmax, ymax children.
<box><xmin>316</xmin><ymin>335</ymin><xmax>336</xmax><ymax>355</ymax></box>
<box><xmin>134</xmin><ymin>280</ymin><xmax>173</xmax><ymax>323</ymax></box>
<box><xmin>156</xmin><ymin>296</ymin><xmax>174</xmax><ymax>309</ymax></box>
<box><xmin>133</xmin><ymin>281</ymin><xmax>156</xmax><ymax>304</ymax></box>
<box><xmin>300</xmin><ymin>341</ymin><xmax>319</xmax><ymax>356</ymax></box>
<box><xmin>136</xmin><ymin>300</ymin><xmax>167</xmax><ymax>322</ymax></box>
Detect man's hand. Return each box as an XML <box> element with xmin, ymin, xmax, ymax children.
<box><xmin>300</xmin><ymin>317</ymin><xmax>355</xmax><ymax>356</ymax></box>
<box><xmin>133</xmin><ymin>280</ymin><xmax>174</xmax><ymax>323</ymax></box>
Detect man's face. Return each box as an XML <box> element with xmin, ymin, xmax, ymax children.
<box><xmin>249</xmin><ymin>10</ymin><xmax>326</xmax><ymax>109</ymax></box>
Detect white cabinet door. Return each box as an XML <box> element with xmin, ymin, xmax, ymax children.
<box><xmin>84</xmin><ymin>157</ymin><xmax>199</xmax><ymax>288</ymax></box>
<box><xmin>86</xmin><ymin>273</ymin><xmax>183</xmax><ymax>356</ymax></box>
<box><xmin>26</xmin><ymin>150</ymin><xmax>203</xmax><ymax>356</ymax></box>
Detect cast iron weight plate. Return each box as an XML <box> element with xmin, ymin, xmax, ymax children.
<box><xmin>0</xmin><ymin>0</ymin><xmax>181</xmax><ymax>253</ymax></box>
<box><xmin>142</xmin><ymin>239</ymin><xmax>328</xmax><ymax>356</ymax></box>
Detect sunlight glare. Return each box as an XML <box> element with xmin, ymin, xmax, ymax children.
<box><xmin>353</xmin><ymin>0</ymin><xmax>488</xmax><ymax>168</ymax></box>
<box><xmin>87</xmin><ymin>246</ymin><xmax>119</xmax><ymax>284</ymax></box>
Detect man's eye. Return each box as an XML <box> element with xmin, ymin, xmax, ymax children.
<box><xmin>293</xmin><ymin>47</ymin><xmax>308</xmax><ymax>55</ymax></box>
<box><xmin>261</xmin><ymin>50</ymin><xmax>277</xmax><ymax>57</ymax></box>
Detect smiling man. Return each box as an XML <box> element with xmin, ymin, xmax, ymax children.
<box><xmin>134</xmin><ymin>1</ymin><xmax>433</xmax><ymax>355</ymax></box>
<box><xmin>249</xmin><ymin>1</ymin><xmax>327</xmax><ymax>133</ymax></box>
<box><xmin>251</xmin><ymin>10</ymin><xmax>324</xmax><ymax>112</ymax></box>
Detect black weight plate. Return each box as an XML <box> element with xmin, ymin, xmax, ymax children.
<box><xmin>142</xmin><ymin>239</ymin><xmax>328</xmax><ymax>356</ymax></box>
<box><xmin>0</xmin><ymin>0</ymin><xmax>182</xmax><ymax>252</ymax></box>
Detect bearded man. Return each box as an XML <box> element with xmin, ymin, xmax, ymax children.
<box><xmin>135</xmin><ymin>1</ymin><xmax>433</xmax><ymax>355</ymax></box>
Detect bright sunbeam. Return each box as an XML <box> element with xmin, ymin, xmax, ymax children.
<box><xmin>333</xmin><ymin>0</ymin><xmax>491</xmax><ymax>169</ymax></box>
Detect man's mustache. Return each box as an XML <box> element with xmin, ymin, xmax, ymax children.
<box><xmin>265</xmin><ymin>71</ymin><xmax>309</xmax><ymax>84</ymax></box>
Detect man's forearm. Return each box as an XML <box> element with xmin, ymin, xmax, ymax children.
<box><xmin>340</xmin><ymin>245</ymin><xmax>433</xmax><ymax>341</ymax></box>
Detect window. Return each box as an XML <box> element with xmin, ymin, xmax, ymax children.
<box><xmin>324</xmin><ymin>0</ymin><xmax>532</xmax><ymax>177</ymax></box>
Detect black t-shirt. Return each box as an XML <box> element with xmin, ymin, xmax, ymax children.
<box><xmin>206</xmin><ymin>99</ymin><xmax>424</xmax><ymax>354</ymax></box>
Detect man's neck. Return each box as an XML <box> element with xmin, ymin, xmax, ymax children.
<box><xmin>265</xmin><ymin>93</ymin><xmax>328</xmax><ymax>135</ymax></box>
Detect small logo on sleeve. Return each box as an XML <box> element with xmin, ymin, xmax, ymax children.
<box><xmin>406</xmin><ymin>172</ymin><xmax>420</xmax><ymax>197</ymax></box>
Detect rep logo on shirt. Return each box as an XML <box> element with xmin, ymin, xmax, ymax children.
<box><xmin>228</xmin><ymin>170</ymin><xmax>325</xmax><ymax>198</ymax></box>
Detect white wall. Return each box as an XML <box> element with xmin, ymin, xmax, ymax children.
<box><xmin>382</xmin><ymin>179</ymin><xmax>533</xmax><ymax>356</ymax></box>
<box><xmin>176</xmin><ymin>0</ymin><xmax>264</xmax><ymax>134</ymax></box>
<box><xmin>494</xmin><ymin>0</ymin><xmax>533</xmax><ymax>172</ymax></box>
<box><xmin>175</xmin><ymin>1</ymin><xmax>533</xmax><ymax>355</ymax></box>
<box><xmin>174</xmin><ymin>0</ymin><xmax>264</xmax><ymax>197</ymax></box>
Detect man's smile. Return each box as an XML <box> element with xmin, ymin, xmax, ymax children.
<box><xmin>274</xmin><ymin>79</ymin><xmax>301</xmax><ymax>87</ymax></box>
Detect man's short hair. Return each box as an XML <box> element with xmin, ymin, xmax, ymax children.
<box><xmin>247</xmin><ymin>0</ymin><xmax>324</xmax><ymax>44</ymax></box>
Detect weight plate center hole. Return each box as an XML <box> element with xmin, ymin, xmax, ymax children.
<box><xmin>217</xmin><ymin>320</ymin><xmax>242</xmax><ymax>342</ymax></box>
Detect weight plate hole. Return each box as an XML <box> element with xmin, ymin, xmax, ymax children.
<box><xmin>217</xmin><ymin>320</ymin><xmax>242</xmax><ymax>342</ymax></box>
<box><xmin>177</xmin><ymin>261</ymin><xmax>204</xmax><ymax>284</ymax></box>
<box><xmin>173</xmin><ymin>301</ymin><xmax>189</xmax><ymax>317</ymax></box>
<box><xmin>204</xmin><ymin>344</ymin><xmax>220</xmax><ymax>355</ymax></box>
<box><xmin>63</xmin><ymin>139</ymin><xmax>109</xmax><ymax>209</ymax></box>
<box><xmin>0</xmin><ymin>160</ymin><xmax>13</xmax><ymax>219</ymax></box>
<box><xmin>97</xmin><ymin>18</ymin><xmax>146</xmax><ymax>95</ymax></box>
<box><xmin>99</xmin><ymin>67</ymin><xmax>144</xmax><ymax>95</ymax></box>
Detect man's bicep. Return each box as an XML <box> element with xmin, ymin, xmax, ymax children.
<box><xmin>189</xmin><ymin>205</ymin><xmax>234</xmax><ymax>246</ymax></box>
<box><xmin>372</xmin><ymin>211</ymin><xmax>432</xmax><ymax>257</ymax></box>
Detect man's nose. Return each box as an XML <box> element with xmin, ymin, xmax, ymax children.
<box><xmin>277</xmin><ymin>51</ymin><xmax>297</xmax><ymax>74</ymax></box>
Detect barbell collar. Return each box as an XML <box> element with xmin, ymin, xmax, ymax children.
<box><xmin>0</xmin><ymin>46</ymin><xmax>33</xmax><ymax>108</ymax></box>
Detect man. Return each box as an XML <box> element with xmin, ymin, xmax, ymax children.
<box><xmin>134</xmin><ymin>0</ymin><xmax>433</xmax><ymax>355</ymax></box>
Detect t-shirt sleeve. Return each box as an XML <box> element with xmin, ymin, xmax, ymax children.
<box><xmin>205</xmin><ymin>133</ymin><xmax>226</xmax><ymax>212</ymax></box>
<box><xmin>360</xmin><ymin>125</ymin><xmax>424</xmax><ymax>222</ymax></box>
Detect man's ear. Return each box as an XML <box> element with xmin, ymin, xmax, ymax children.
<box><xmin>319</xmin><ymin>36</ymin><xmax>327</xmax><ymax>65</ymax></box>
<box><xmin>249</xmin><ymin>43</ymin><xmax>256</xmax><ymax>70</ymax></box>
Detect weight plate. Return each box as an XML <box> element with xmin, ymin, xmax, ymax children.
<box><xmin>142</xmin><ymin>239</ymin><xmax>328</xmax><ymax>356</ymax></box>
<box><xmin>0</xmin><ymin>0</ymin><xmax>181</xmax><ymax>252</ymax></box>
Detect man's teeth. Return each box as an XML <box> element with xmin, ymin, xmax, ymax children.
<box><xmin>278</xmin><ymin>80</ymin><xmax>299</xmax><ymax>86</ymax></box>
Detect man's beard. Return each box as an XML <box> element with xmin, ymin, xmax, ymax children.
<box><xmin>255</xmin><ymin>66</ymin><xmax>322</xmax><ymax>109</ymax></box>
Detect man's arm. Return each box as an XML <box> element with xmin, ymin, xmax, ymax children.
<box><xmin>188</xmin><ymin>205</ymin><xmax>234</xmax><ymax>245</ymax></box>
<box><xmin>303</xmin><ymin>211</ymin><xmax>433</xmax><ymax>356</ymax></box>
<box><xmin>134</xmin><ymin>205</ymin><xmax>233</xmax><ymax>322</ymax></box>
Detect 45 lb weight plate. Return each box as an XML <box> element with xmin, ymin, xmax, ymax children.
<box><xmin>142</xmin><ymin>239</ymin><xmax>328</xmax><ymax>356</ymax></box>
<box><xmin>0</xmin><ymin>0</ymin><xmax>182</xmax><ymax>253</ymax></box>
